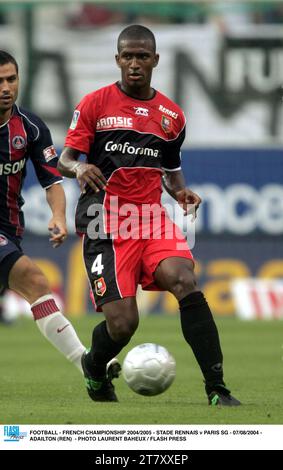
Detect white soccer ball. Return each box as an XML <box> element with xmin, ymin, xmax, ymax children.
<box><xmin>122</xmin><ymin>343</ymin><xmax>176</xmax><ymax>396</ymax></box>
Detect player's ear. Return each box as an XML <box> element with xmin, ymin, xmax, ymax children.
<box><xmin>153</xmin><ymin>54</ymin><xmax>159</xmax><ymax>68</ymax></box>
<box><xmin>115</xmin><ymin>54</ymin><xmax>121</xmax><ymax>68</ymax></box>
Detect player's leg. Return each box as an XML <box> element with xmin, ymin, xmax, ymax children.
<box><xmin>142</xmin><ymin>215</ymin><xmax>241</xmax><ymax>406</ymax></box>
<box><xmin>154</xmin><ymin>256</ymin><xmax>241</xmax><ymax>406</ymax></box>
<box><xmin>7</xmin><ymin>254</ymin><xmax>85</xmax><ymax>373</ymax></box>
<box><xmin>85</xmin><ymin>296</ymin><xmax>138</xmax><ymax>377</ymax></box>
<box><xmin>82</xmin><ymin>234</ymin><xmax>140</xmax><ymax>401</ymax></box>
<box><xmin>81</xmin><ymin>297</ymin><xmax>139</xmax><ymax>402</ymax></box>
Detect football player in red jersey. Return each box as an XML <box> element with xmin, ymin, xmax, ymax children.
<box><xmin>58</xmin><ymin>25</ymin><xmax>241</xmax><ymax>406</ymax></box>
<box><xmin>0</xmin><ymin>51</ymin><xmax>85</xmax><ymax>373</ymax></box>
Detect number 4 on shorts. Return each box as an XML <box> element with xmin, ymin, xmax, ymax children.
<box><xmin>91</xmin><ymin>254</ymin><xmax>104</xmax><ymax>275</ymax></box>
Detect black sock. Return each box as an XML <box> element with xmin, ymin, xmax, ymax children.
<box><xmin>179</xmin><ymin>291</ymin><xmax>225</xmax><ymax>394</ymax></box>
<box><xmin>85</xmin><ymin>321</ymin><xmax>130</xmax><ymax>379</ymax></box>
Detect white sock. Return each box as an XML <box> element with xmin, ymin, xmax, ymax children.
<box><xmin>31</xmin><ymin>295</ymin><xmax>85</xmax><ymax>374</ymax></box>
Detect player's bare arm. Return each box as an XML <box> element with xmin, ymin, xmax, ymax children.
<box><xmin>46</xmin><ymin>183</ymin><xmax>67</xmax><ymax>247</ymax></box>
<box><xmin>58</xmin><ymin>146</ymin><xmax>107</xmax><ymax>193</ymax></box>
<box><xmin>162</xmin><ymin>170</ymin><xmax>202</xmax><ymax>216</ymax></box>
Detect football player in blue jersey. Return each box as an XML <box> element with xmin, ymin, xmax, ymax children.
<box><xmin>0</xmin><ymin>50</ymin><xmax>86</xmax><ymax>374</ymax></box>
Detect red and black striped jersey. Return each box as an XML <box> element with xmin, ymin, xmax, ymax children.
<box><xmin>0</xmin><ymin>105</ymin><xmax>62</xmax><ymax>238</ymax></box>
<box><xmin>65</xmin><ymin>82</ymin><xmax>186</xmax><ymax>233</ymax></box>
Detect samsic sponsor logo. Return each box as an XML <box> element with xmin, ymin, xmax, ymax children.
<box><xmin>0</xmin><ymin>158</ymin><xmax>26</xmax><ymax>175</ymax></box>
<box><xmin>105</xmin><ymin>141</ymin><xmax>159</xmax><ymax>158</ymax></box>
<box><xmin>97</xmin><ymin>116</ymin><xmax>133</xmax><ymax>130</ymax></box>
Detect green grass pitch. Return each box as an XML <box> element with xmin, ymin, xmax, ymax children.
<box><xmin>0</xmin><ymin>315</ymin><xmax>282</xmax><ymax>424</ymax></box>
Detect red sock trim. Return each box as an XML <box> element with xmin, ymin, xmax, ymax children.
<box><xmin>31</xmin><ymin>298</ymin><xmax>59</xmax><ymax>320</ymax></box>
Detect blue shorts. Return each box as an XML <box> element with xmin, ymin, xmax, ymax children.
<box><xmin>0</xmin><ymin>232</ymin><xmax>23</xmax><ymax>291</ymax></box>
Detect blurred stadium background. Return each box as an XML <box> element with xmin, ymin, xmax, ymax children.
<box><xmin>0</xmin><ymin>0</ymin><xmax>282</xmax><ymax>320</ymax></box>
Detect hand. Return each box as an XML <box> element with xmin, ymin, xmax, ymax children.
<box><xmin>48</xmin><ymin>218</ymin><xmax>67</xmax><ymax>248</ymax></box>
<box><xmin>73</xmin><ymin>162</ymin><xmax>107</xmax><ymax>194</ymax></box>
<box><xmin>175</xmin><ymin>188</ymin><xmax>202</xmax><ymax>219</ymax></box>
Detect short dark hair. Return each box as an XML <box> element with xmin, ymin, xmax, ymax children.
<box><xmin>0</xmin><ymin>50</ymin><xmax>18</xmax><ymax>74</ymax></box>
<box><xmin>117</xmin><ymin>25</ymin><xmax>156</xmax><ymax>53</ymax></box>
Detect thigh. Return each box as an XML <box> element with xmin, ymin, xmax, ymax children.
<box><xmin>140</xmin><ymin>216</ymin><xmax>193</xmax><ymax>291</ymax></box>
<box><xmin>84</xmin><ymin>234</ymin><xmax>142</xmax><ymax>311</ymax></box>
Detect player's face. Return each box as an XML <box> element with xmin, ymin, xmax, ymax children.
<box><xmin>116</xmin><ymin>39</ymin><xmax>159</xmax><ymax>97</ymax></box>
<box><xmin>0</xmin><ymin>62</ymin><xmax>19</xmax><ymax>117</ymax></box>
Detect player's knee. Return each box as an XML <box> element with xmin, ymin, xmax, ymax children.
<box><xmin>170</xmin><ymin>269</ymin><xmax>196</xmax><ymax>300</ymax></box>
<box><xmin>109</xmin><ymin>316</ymin><xmax>139</xmax><ymax>343</ymax></box>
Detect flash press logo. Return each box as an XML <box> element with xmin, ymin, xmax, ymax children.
<box><xmin>3</xmin><ymin>425</ymin><xmax>27</xmax><ymax>442</ymax></box>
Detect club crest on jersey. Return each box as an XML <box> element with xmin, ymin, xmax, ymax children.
<box><xmin>134</xmin><ymin>107</ymin><xmax>149</xmax><ymax>116</ymax></box>
<box><xmin>70</xmin><ymin>110</ymin><xmax>80</xmax><ymax>130</ymax></box>
<box><xmin>0</xmin><ymin>234</ymin><xmax>8</xmax><ymax>246</ymax></box>
<box><xmin>94</xmin><ymin>277</ymin><xmax>107</xmax><ymax>296</ymax></box>
<box><xmin>12</xmin><ymin>135</ymin><xmax>26</xmax><ymax>150</ymax></box>
<box><xmin>43</xmin><ymin>145</ymin><xmax>57</xmax><ymax>162</ymax></box>
<box><xmin>161</xmin><ymin>115</ymin><xmax>172</xmax><ymax>133</ymax></box>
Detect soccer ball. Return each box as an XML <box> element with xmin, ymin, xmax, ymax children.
<box><xmin>122</xmin><ymin>343</ymin><xmax>176</xmax><ymax>396</ymax></box>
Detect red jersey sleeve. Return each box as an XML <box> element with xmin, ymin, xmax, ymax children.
<box><xmin>64</xmin><ymin>93</ymin><xmax>97</xmax><ymax>154</ymax></box>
